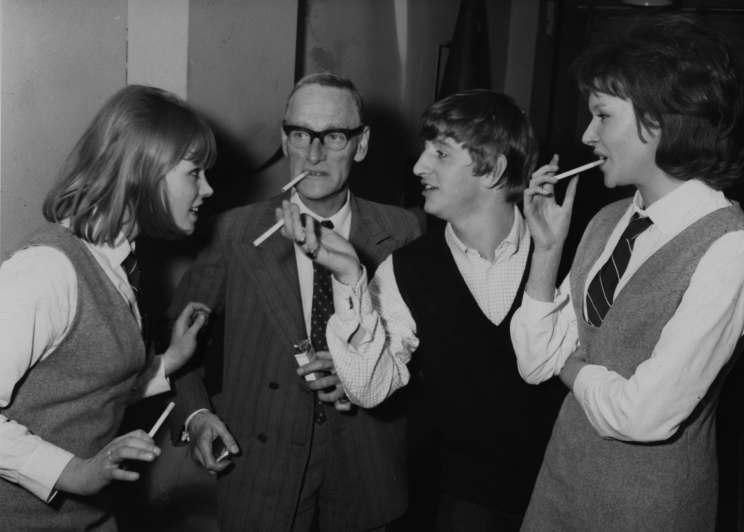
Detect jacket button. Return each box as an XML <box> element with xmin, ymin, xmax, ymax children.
<box><xmin>269</xmin><ymin>382</ymin><xmax>279</xmax><ymax>389</ymax></box>
<box><xmin>257</xmin><ymin>433</ymin><xmax>267</xmax><ymax>443</ymax></box>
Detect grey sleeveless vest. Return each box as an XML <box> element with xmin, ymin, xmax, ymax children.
<box><xmin>0</xmin><ymin>225</ymin><xmax>145</xmax><ymax>531</ymax></box>
<box><xmin>521</xmin><ymin>199</ymin><xmax>744</xmax><ymax>532</ymax></box>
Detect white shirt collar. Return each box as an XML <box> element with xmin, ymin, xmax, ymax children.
<box><xmin>632</xmin><ymin>179</ymin><xmax>728</xmax><ymax>237</ymax></box>
<box><xmin>290</xmin><ymin>189</ymin><xmax>352</xmax><ymax>237</ymax></box>
<box><xmin>445</xmin><ymin>204</ymin><xmax>526</xmax><ymax>262</ymax></box>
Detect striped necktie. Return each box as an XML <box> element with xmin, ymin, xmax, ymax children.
<box><xmin>585</xmin><ymin>213</ymin><xmax>653</xmax><ymax>327</ymax></box>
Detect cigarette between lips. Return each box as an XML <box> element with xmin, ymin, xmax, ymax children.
<box><xmin>148</xmin><ymin>401</ymin><xmax>175</xmax><ymax>438</ymax></box>
<box><xmin>252</xmin><ymin>172</ymin><xmax>311</xmax><ymax>247</ymax></box>
<box><xmin>280</xmin><ymin>170</ymin><xmax>309</xmax><ymax>192</ymax></box>
<box><xmin>553</xmin><ymin>159</ymin><xmax>604</xmax><ymax>181</ymax></box>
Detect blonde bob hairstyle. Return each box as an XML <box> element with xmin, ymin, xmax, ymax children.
<box><xmin>43</xmin><ymin>85</ymin><xmax>216</xmax><ymax>244</ymax></box>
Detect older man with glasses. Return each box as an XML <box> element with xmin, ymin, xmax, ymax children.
<box><xmin>167</xmin><ymin>72</ymin><xmax>422</xmax><ymax>532</ymax></box>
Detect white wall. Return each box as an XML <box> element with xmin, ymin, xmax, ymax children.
<box><xmin>0</xmin><ymin>0</ymin><xmax>127</xmax><ymax>259</ymax></box>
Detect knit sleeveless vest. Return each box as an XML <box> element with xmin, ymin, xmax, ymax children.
<box><xmin>521</xmin><ymin>199</ymin><xmax>744</xmax><ymax>532</ymax></box>
<box><xmin>393</xmin><ymin>227</ymin><xmax>562</xmax><ymax>514</ymax></box>
<box><xmin>0</xmin><ymin>225</ymin><xmax>145</xmax><ymax>531</ymax></box>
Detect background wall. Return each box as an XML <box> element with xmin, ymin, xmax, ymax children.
<box><xmin>0</xmin><ymin>0</ymin><xmax>127</xmax><ymax>258</ymax></box>
<box><xmin>0</xmin><ymin>0</ymin><xmax>539</xmax><ymax>259</ymax></box>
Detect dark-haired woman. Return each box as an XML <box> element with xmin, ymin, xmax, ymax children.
<box><xmin>0</xmin><ymin>85</ymin><xmax>213</xmax><ymax>530</ymax></box>
<box><xmin>511</xmin><ymin>15</ymin><xmax>744</xmax><ymax>531</ymax></box>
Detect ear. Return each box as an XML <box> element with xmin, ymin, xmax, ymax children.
<box><xmin>353</xmin><ymin>126</ymin><xmax>371</xmax><ymax>162</ymax></box>
<box><xmin>481</xmin><ymin>154</ymin><xmax>508</xmax><ymax>189</ymax></box>
<box><xmin>281</xmin><ymin>126</ymin><xmax>289</xmax><ymax>157</ymax></box>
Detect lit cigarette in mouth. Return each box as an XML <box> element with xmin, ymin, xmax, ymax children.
<box><xmin>253</xmin><ymin>171</ymin><xmax>311</xmax><ymax>247</ymax></box>
<box><xmin>554</xmin><ymin>159</ymin><xmax>604</xmax><ymax>181</ymax></box>
<box><xmin>281</xmin><ymin>170</ymin><xmax>309</xmax><ymax>192</ymax></box>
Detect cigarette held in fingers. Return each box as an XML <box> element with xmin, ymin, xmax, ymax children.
<box><xmin>553</xmin><ymin>159</ymin><xmax>604</xmax><ymax>181</ymax></box>
<box><xmin>252</xmin><ymin>171</ymin><xmax>310</xmax><ymax>247</ymax></box>
<box><xmin>280</xmin><ymin>170</ymin><xmax>309</xmax><ymax>192</ymax></box>
<box><xmin>148</xmin><ymin>401</ymin><xmax>175</xmax><ymax>438</ymax></box>
<box><xmin>253</xmin><ymin>219</ymin><xmax>284</xmax><ymax>247</ymax></box>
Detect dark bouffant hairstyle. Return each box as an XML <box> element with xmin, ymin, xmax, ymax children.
<box><xmin>574</xmin><ymin>14</ymin><xmax>744</xmax><ymax>189</ymax></box>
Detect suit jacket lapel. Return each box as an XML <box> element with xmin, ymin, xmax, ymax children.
<box><xmin>236</xmin><ymin>198</ymin><xmax>307</xmax><ymax>344</ymax></box>
<box><xmin>349</xmin><ymin>194</ymin><xmax>393</xmax><ymax>273</ymax></box>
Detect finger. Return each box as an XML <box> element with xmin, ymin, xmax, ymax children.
<box><xmin>550</xmin><ymin>153</ymin><xmax>559</xmax><ymax>165</ymax></box>
<box><xmin>114</xmin><ymin>445</ymin><xmax>158</xmax><ymax>463</ymax></box>
<box><xmin>118</xmin><ymin>430</ymin><xmax>157</xmax><ymax>449</ymax></box>
<box><xmin>307</xmin><ymin>374</ymin><xmax>340</xmax><ymax>392</ymax></box>
<box><xmin>214</xmin><ymin>426</ymin><xmax>240</xmax><ymax>455</ymax></box>
<box><xmin>334</xmin><ymin>398</ymin><xmax>352</xmax><ymax>411</ymax></box>
<box><xmin>562</xmin><ymin>175</ymin><xmax>579</xmax><ymax>210</ymax></box>
<box><xmin>317</xmin><ymin>386</ymin><xmax>345</xmax><ymax>403</ymax></box>
<box><xmin>296</xmin><ymin>359</ymin><xmax>330</xmax><ymax>377</ymax></box>
<box><xmin>314</xmin><ymin>350</ymin><xmax>333</xmax><ymax>361</ymax></box>
<box><xmin>289</xmin><ymin>205</ymin><xmax>306</xmax><ymax>243</ymax></box>
<box><xmin>186</xmin><ymin>311</ymin><xmax>208</xmax><ymax>334</ymax></box>
<box><xmin>195</xmin><ymin>437</ymin><xmax>221</xmax><ymax>470</ymax></box>
<box><xmin>301</xmin><ymin>214</ymin><xmax>319</xmax><ymax>258</ymax></box>
<box><xmin>110</xmin><ymin>468</ymin><xmax>141</xmax><ymax>482</ymax></box>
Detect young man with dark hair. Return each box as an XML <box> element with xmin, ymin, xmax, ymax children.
<box><xmin>281</xmin><ymin>89</ymin><xmax>560</xmax><ymax>531</ymax></box>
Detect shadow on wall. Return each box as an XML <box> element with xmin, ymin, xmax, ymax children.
<box><xmin>351</xmin><ymin>100</ymin><xmax>418</xmax><ymax>208</ymax></box>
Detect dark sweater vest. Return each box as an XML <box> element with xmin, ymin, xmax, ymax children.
<box><xmin>0</xmin><ymin>225</ymin><xmax>145</xmax><ymax>531</ymax></box>
<box><xmin>522</xmin><ymin>200</ymin><xmax>744</xmax><ymax>532</ymax></box>
<box><xmin>393</xmin><ymin>226</ymin><xmax>562</xmax><ymax>514</ymax></box>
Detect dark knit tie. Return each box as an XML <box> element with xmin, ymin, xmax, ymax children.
<box><xmin>309</xmin><ymin>220</ymin><xmax>334</xmax><ymax>424</ymax></box>
<box><xmin>585</xmin><ymin>213</ymin><xmax>653</xmax><ymax>327</ymax></box>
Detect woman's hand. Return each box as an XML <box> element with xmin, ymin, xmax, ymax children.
<box><xmin>523</xmin><ymin>154</ymin><xmax>578</xmax><ymax>254</ymax></box>
<box><xmin>54</xmin><ymin>430</ymin><xmax>160</xmax><ymax>495</ymax></box>
<box><xmin>163</xmin><ymin>302</ymin><xmax>211</xmax><ymax>375</ymax></box>
<box><xmin>277</xmin><ymin>201</ymin><xmax>363</xmax><ymax>286</ymax></box>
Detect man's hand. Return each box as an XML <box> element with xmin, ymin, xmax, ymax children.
<box><xmin>277</xmin><ymin>201</ymin><xmax>362</xmax><ymax>286</ymax></box>
<box><xmin>296</xmin><ymin>350</ymin><xmax>352</xmax><ymax>411</ymax></box>
<box><xmin>54</xmin><ymin>430</ymin><xmax>159</xmax><ymax>495</ymax></box>
<box><xmin>162</xmin><ymin>302</ymin><xmax>211</xmax><ymax>376</ymax></box>
<box><xmin>187</xmin><ymin>411</ymin><xmax>240</xmax><ymax>473</ymax></box>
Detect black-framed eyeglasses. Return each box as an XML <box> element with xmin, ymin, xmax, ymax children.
<box><xmin>282</xmin><ymin>123</ymin><xmax>365</xmax><ymax>151</ymax></box>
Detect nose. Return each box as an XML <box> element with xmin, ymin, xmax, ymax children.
<box><xmin>199</xmin><ymin>172</ymin><xmax>214</xmax><ymax>198</ymax></box>
<box><xmin>582</xmin><ymin>117</ymin><xmax>598</xmax><ymax>147</ymax></box>
<box><xmin>307</xmin><ymin>137</ymin><xmax>327</xmax><ymax>164</ymax></box>
<box><xmin>412</xmin><ymin>152</ymin><xmax>429</xmax><ymax>177</ymax></box>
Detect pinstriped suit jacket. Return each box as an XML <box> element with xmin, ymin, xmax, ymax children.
<box><xmin>169</xmin><ymin>193</ymin><xmax>422</xmax><ymax>531</ymax></box>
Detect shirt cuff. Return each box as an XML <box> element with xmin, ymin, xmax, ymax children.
<box><xmin>571</xmin><ymin>363</ymin><xmax>615</xmax><ymax>436</ymax></box>
<box><xmin>19</xmin><ymin>440</ymin><xmax>74</xmax><ymax>502</ymax></box>
<box><xmin>182</xmin><ymin>408</ymin><xmax>211</xmax><ymax>443</ymax></box>
<box><xmin>331</xmin><ymin>266</ymin><xmax>368</xmax><ymax>339</ymax></box>
<box><xmin>521</xmin><ymin>289</ymin><xmax>570</xmax><ymax>320</ymax></box>
<box><xmin>138</xmin><ymin>355</ymin><xmax>171</xmax><ymax>398</ymax></box>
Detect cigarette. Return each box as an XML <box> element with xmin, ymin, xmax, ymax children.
<box><xmin>280</xmin><ymin>170</ymin><xmax>309</xmax><ymax>192</ymax></box>
<box><xmin>253</xmin><ymin>219</ymin><xmax>284</xmax><ymax>247</ymax></box>
<box><xmin>252</xmin><ymin>171</ymin><xmax>310</xmax><ymax>247</ymax></box>
<box><xmin>553</xmin><ymin>159</ymin><xmax>604</xmax><ymax>181</ymax></box>
<box><xmin>148</xmin><ymin>401</ymin><xmax>175</xmax><ymax>438</ymax></box>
